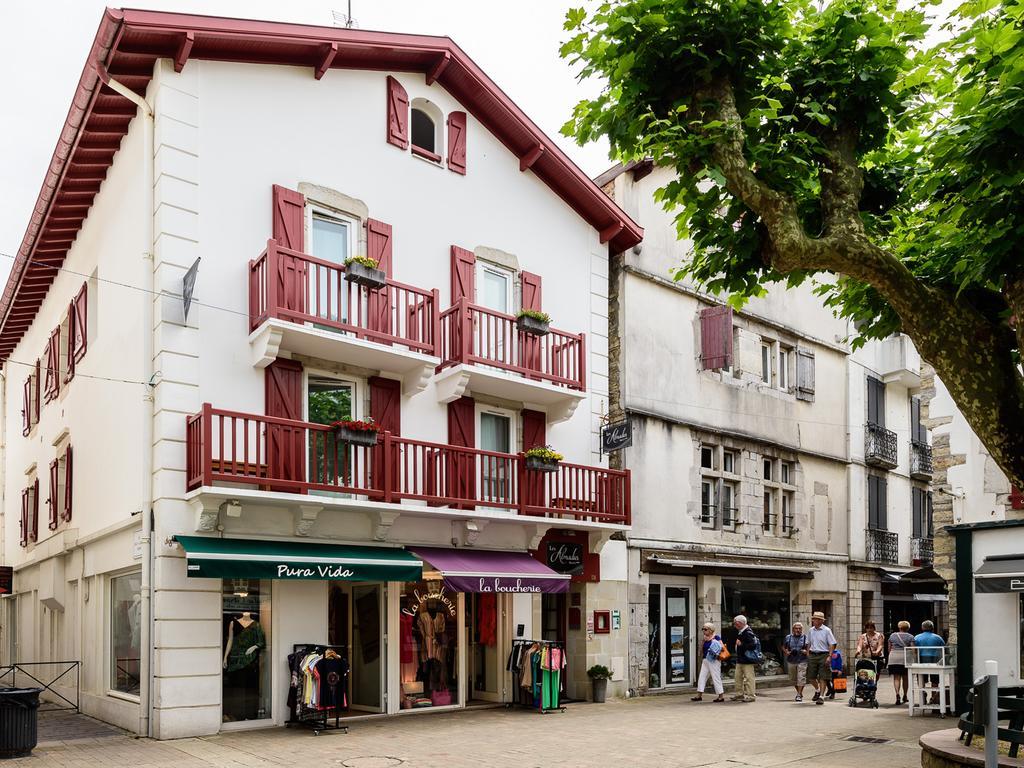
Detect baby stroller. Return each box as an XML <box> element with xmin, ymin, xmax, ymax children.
<box><xmin>848</xmin><ymin>658</ymin><xmax>879</xmax><ymax>708</ymax></box>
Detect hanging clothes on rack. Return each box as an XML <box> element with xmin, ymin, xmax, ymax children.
<box><xmin>286</xmin><ymin>644</ymin><xmax>349</xmax><ymax>734</ymax></box>
<box><xmin>505</xmin><ymin>639</ymin><xmax>567</xmax><ymax>713</ymax></box>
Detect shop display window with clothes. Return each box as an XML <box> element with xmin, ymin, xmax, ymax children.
<box><xmin>399</xmin><ymin>580</ymin><xmax>459</xmax><ymax>708</ymax></box>
<box><xmin>720</xmin><ymin>578</ymin><xmax>790</xmax><ymax>678</ymax></box>
<box><xmin>222</xmin><ymin>578</ymin><xmax>271</xmax><ymax>722</ymax></box>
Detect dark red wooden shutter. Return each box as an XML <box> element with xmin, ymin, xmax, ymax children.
<box><xmin>48</xmin><ymin>459</ymin><xmax>59</xmax><ymax>531</ymax></box>
<box><xmin>370</xmin><ymin>376</ymin><xmax>401</xmax><ymax>436</ymax></box>
<box><xmin>272</xmin><ymin>186</ymin><xmax>307</xmax><ymax>315</ymax></box>
<box><xmin>520</xmin><ymin>271</ymin><xmax>543</xmax><ymax>374</ymax></box>
<box><xmin>451</xmin><ymin>246</ymin><xmax>476</xmax><ymax>304</ymax></box>
<box><xmin>44</xmin><ymin>327</ymin><xmax>60</xmax><ymax>402</ymax></box>
<box><xmin>34</xmin><ymin>359</ymin><xmax>40</xmax><ymax>424</ymax></box>
<box><xmin>265</xmin><ymin>358</ymin><xmax>305</xmax><ymax>491</ymax></box>
<box><xmin>63</xmin><ymin>444</ymin><xmax>73</xmax><ymax>522</ymax></box>
<box><xmin>30</xmin><ymin>479</ymin><xmax>39</xmax><ymax>543</ymax></box>
<box><xmin>20</xmin><ymin>489</ymin><xmax>28</xmax><ymax>547</ymax></box>
<box><xmin>1011</xmin><ymin>485</ymin><xmax>1024</xmax><ymax>511</ymax></box>
<box><xmin>72</xmin><ymin>283</ymin><xmax>87</xmax><ymax>362</ymax></box>
<box><xmin>366</xmin><ymin>219</ymin><xmax>394</xmax><ymax>342</ymax></box>
<box><xmin>699</xmin><ymin>305</ymin><xmax>733</xmax><ymax>370</ymax></box>
<box><xmin>447</xmin><ymin>111</ymin><xmax>467</xmax><ymax>175</ymax></box>
<box><xmin>522</xmin><ymin>409</ymin><xmax>546</xmax><ymax>451</ymax></box>
<box><xmin>22</xmin><ymin>378</ymin><xmax>31</xmax><ymax>436</ymax></box>
<box><xmin>447</xmin><ymin>396</ymin><xmax>476</xmax><ymax>509</ymax></box>
<box><xmin>386</xmin><ymin>76</ymin><xmax>410</xmax><ymax>149</ymax></box>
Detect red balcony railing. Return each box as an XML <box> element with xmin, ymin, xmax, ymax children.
<box><xmin>437</xmin><ymin>298</ymin><xmax>586</xmax><ymax>390</ymax></box>
<box><xmin>249</xmin><ymin>239</ymin><xmax>440</xmax><ymax>355</ymax></box>
<box><xmin>186</xmin><ymin>404</ymin><xmax>629</xmax><ymax>524</ymax></box>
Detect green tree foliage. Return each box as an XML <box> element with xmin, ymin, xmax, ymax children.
<box><xmin>562</xmin><ymin>0</ymin><xmax>1024</xmax><ymax>486</ymax></box>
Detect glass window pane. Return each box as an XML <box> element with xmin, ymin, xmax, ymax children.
<box><xmin>701</xmin><ymin>447</ymin><xmax>713</xmax><ymax>469</ymax></box>
<box><xmin>110</xmin><ymin>572</ymin><xmax>142</xmax><ymax>695</ymax></box>
<box><xmin>480</xmin><ymin>413</ymin><xmax>510</xmax><ymax>453</ymax></box>
<box><xmin>721</xmin><ymin>579</ymin><xmax>789</xmax><ymax>678</ymax></box>
<box><xmin>723</xmin><ymin>451</ymin><xmax>734</xmax><ymax>474</ymax></box>
<box><xmin>411</xmin><ymin>109</ymin><xmax>435</xmax><ymax>152</ymax></box>
<box><xmin>481</xmin><ymin>270</ymin><xmax>509</xmax><ymax>313</ymax></box>
<box><xmin>222</xmin><ymin>579</ymin><xmax>272</xmax><ymax>722</ymax></box>
<box><xmin>312</xmin><ymin>216</ymin><xmax>349</xmax><ymax>263</ymax></box>
<box><xmin>400</xmin><ymin>580</ymin><xmax>459</xmax><ymax>707</ymax></box>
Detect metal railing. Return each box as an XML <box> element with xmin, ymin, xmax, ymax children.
<box><xmin>437</xmin><ymin>297</ymin><xmax>586</xmax><ymax>390</ymax></box>
<box><xmin>865</xmin><ymin>422</ymin><xmax>898</xmax><ymax>468</ymax></box>
<box><xmin>0</xmin><ymin>661</ymin><xmax>80</xmax><ymax>712</ymax></box>
<box><xmin>186</xmin><ymin>404</ymin><xmax>630</xmax><ymax>524</ymax></box>
<box><xmin>910</xmin><ymin>440</ymin><xmax>933</xmax><ymax>479</ymax></box>
<box><xmin>865</xmin><ymin>527</ymin><xmax>899</xmax><ymax>564</ymax></box>
<box><xmin>911</xmin><ymin>536</ymin><xmax>934</xmax><ymax>566</ymax></box>
<box><xmin>249</xmin><ymin>239</ymin><xmax>440</xmax><ymax>355</ymax></box>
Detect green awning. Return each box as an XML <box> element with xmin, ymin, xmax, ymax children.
<box><xmin>176</xmin><ymin>536</ymin><xmax>422</xmax><ymax>581</ymax></box>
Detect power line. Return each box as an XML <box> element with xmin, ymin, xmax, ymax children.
<box><xmin>2</xmin><ymin>355</ymin><xmax>148</xmax><ymax>387</ymax></box>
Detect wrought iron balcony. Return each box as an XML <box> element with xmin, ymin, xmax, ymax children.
<box><xmin>865</xmin><ymin>528</ymin><xmax>898</xmax><ymax>564</ymax></box>
<box><xmin>865</xmin><ymin>422</ymin><xmax>898</xmax><ymax>469</ymax></box>
<box><xmin>911</xmin><ymin>536</ymin><xmax>934</xmax><ymax>566</ymax></box>
<box><xmin>186</xmin><ymin>404</ymin><xmax>629</xmax><ymax>525</ymax></box>
<box><xmin>910</xmin><ymin>440</ymin><xmax>933</xmax><ymax>480</ymax></box>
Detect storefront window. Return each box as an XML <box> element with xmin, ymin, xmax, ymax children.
<box><xmin>721</xmin><ymin>578</ymin><xmax>789</xmax><ymax>678</ymax></box>
<box><xmin>110</xmin><ymin>572</ymin><xmax>141</xmax><ymax>696</ymax></box>
<box><xmin>222</xmin><ymin>579</ymin><xmax>271</xmax><ymax>722</ymax></box>
<box><xmin>399</xmin><ymin>580</ymin><xmax>459</xmax><ymax>708</ymax></box>
<box><xmin>1019</xmin><ymin>594</ymin><xmax>1023</xmax><ymax>679</ymax></box>
<box><xmin>648</xmin><ymin>583</ymin><xmax>661</xmax><ymax>688</ymax></box>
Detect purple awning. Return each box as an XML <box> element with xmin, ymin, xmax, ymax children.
<box><xmin>410</xmin><ymin>547</ymin><xmax>570</xmax><ymax>594</ymax></box>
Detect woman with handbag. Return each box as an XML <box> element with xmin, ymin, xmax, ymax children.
<box><xmin>691</xmin><ymin>623</ymin><xmax>727</xmax><ymax>702</ymax></box>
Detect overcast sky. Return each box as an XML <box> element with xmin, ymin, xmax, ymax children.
<box><xmin>0</xmin><ymin>0</ymin><xmax>613</xmax><ymax>289</ymax></box>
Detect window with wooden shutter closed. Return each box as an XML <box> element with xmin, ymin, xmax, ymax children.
<box><xmin>366</xmin><ymin>219</ymin><xmax>394</xmax><ymax>342</ymax></box>
<box><xmin>447</xmin><ymin>111</ymin><xmax>467</xmax><ymax>174</ymax></box>
<box><xmin>912</xmin><ymin>487</ymin><xmax>923</xmax><ymax>538</ymax></box>
<box><xmin>796</xmin><ymin>349</ymin><xmax>815</xmax><ymax>401</ymax></box>
<box><xmin>867</xmin><ymin>377</ymin><xmax>885</xmax><ymax>427</ymax></box>
<box><xmin>49</xmin><ymin>459</ymin><xmax>59</xmax><ymax>531</ymax></box>
<box><xmin>699</xmin><ymin>305</ymin><xmax>733</xmax><ymax>370</ymax></box>
<box><xmin>265</xmin><ymin>358</ymin><xmax>305</xmax><ymax>491</ymax></box>
<box><xmin>72</xmin><ymin>283</ymin><xmax>88</xmax><ymax>363</ymax></box>
<box><xmin>63</xmin><ymin>444</ymin><xmax>73</xmax><ymax>523</ymax></box>
<box><xmin>387</xmin><ymin>76</ymin><xmax>410</xmax><ymax>149</ymax></box>
<box><xmin>520</xmin><ymin>272</ymin><xmax>542</xmax><ymax>373</ymax></box>
<box><xmin>868</xmin><ymin>474</ymin><xmax>889</xmax><ymax>530</ymax></box>
<box><xmin>447</xmin><ymin>396</ymin><xmax>476</xmax><ymax>509</ymax></box>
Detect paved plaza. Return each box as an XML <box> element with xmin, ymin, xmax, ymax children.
<box><xmin>21</xmin><ymin>685</ymin><xmax>948</xmax><ymax>768</ymax></box>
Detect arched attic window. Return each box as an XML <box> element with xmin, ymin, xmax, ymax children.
<box><xmin>410</xmin><ymin>98</ymin><xmax>443</xmax><ymax>163</ymax></box>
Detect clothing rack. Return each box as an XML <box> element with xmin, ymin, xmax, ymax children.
<box><xmin>286</xmin><ymin>643</ymin><xmax>349</xmax><ymax>735</ymax></box>
<box><xmin>506</xmin><ymin>639</ymin><xmax>567</xmax><ymax>714</ymax></box>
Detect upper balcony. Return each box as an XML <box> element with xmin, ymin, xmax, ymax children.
<box><xmin>910</xmin><ymin>440</ymin><xmax>933</xmax><ymax>480</ymax></box>
<box><xmin>185</xmin><ymin>404</ymin><xmax>629</xmax><ymax>530</ymax></box>
<box><xmin>865</xmin><ymin>422</ymin><xmax>898</xmax><ymax>469</ymax></box>
<box><xmin>248</xmin><ymin>240</ymin><xmax>440</xmax><ymax>393</ymax></box>
<box><xmin>878</xmin><ymin>334</ymin><xmax>922</xmax><ymax>389</ymax></box>
<box><xmin>911</xmin><ymin>536</ymin><xmax>934</xmax><ymax>567</ymax></box>
<box><xmin>434</xmin><ymin>298</ymin><xmax>586</xmax><ymax>423</ymax></box>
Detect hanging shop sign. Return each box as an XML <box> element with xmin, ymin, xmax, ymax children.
<box><xmin>546</xmin><ymin>542</ymin><xmax>585</xmax><ymax>576</ymax></box>
<box><xmin>600</xmin><ymin>418</ymin><xmax>632</xmax><ymax>454</ymax></box>
<box><xmin>182</xmin><ymin>257</ymin><xmax>200</xmax><ymax>323</ymax></box>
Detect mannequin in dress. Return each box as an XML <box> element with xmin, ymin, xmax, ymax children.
<box><xmin>222</xmin><ymin>612</ymin><xmax>262</xmax><ymax>668</ymax></box>
<box><xmin>222</xmin><ymin>611</ymin><xmax>266</xmax><ymax>721</ymax></box>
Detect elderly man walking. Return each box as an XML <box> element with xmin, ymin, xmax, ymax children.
<box><xmin>806</xmin><ymin>611</ymin><xmax>837</xmax><ymax>705</ymax></box>
<box><xmin>731</xmin><ymin>614</ymin><xmax>760</xmax><ymax>703</ymax></box>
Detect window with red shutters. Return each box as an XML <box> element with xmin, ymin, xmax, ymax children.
<box><xmin>386</xmin><ymin>76</ymin><xmax>410</xmax><ymax>149</ymax></box>
<box><xmin>48</xmin><ymin>458</ymin><xmax>60</xmax><ymax>531</ymax></box>
<box><xmin>447</xmin><ymin>111</ymin><xmax>467</xmax><ymax>175</ymax></box>
<box><xmin>699</xmin><ymin>305</ymin><xmax>734</xmax><ymax>370</ymax></box>
<box><xmin>44</xmin><ymin>327</ymin><xmax>60</xmax><ymax>402</ymax></box>
<box><xmin>366</xmin><ymin>219</ymin><xmax>394</xmax><ymax>342</ymax></box>
<box><xmin>71</xmin><ymin>282</ymin><xmax>88</xmax><ymax>363</ymax></box>
<box><xmin>19</xmin><ymin>489</ymin><xmax>28</xmax><ymax>547</ymax></box>
<box><xmin>34</xmin><ymin>359</ymin><xmax>40</xmax><ymax>425</ymax></box>
<box><xmin>1011</xmin><ymin>485</ymin><xmax>1024</xmax><ymax>511</ymax></box>
<box><xmin>62</xmin><ymin>444</ymin><xmax>73</xmax><ymax>523</ymax></box>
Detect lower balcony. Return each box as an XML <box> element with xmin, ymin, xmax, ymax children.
<box><xmin>910</xmin><ymin>440</ymin><xmax>933</xmax><ymax>480</ymax></box>
<box><xmin>911</xmin><ymin>536</ymin><xmax>934</xmax><ymax>566</ymax></box>
<box><xmin>185</xmin><ymin>404</ymin><xmax>630</xmax><ymax>528</ymax></box>
<box><xmin>865</xmin><ymin>422</ymin><xmax>898</xmax><ymax>469</ymax></box>
<box><xmin>865</xmin><ymin>527</ymin><xmax>898</xmax><ymax>565</ymax></box>
<box><xmin>435</xmin><ymin>299</ymin><xmax>586</xmax><ymax>423</ymax></box>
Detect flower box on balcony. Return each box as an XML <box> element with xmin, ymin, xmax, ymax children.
<box><xmin>516</xmin><ymin>309</ymin><xmax>551</xmax><ymax>337</ymax></box>
<box><xmin>330</xmin><ymin>419</ymin><xmax>379</xmax><ymax>447</ymax></box>
<box><xmin>524</xmin><ymin>446</ymin><xmax>563</xmax><ymax>472</ymax></box>
<box><xmin>344</xmin><ymin>257</ymin><xmax>387</xmax><ymax>290</ymax></box>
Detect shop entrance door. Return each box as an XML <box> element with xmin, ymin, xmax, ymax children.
<box><xmin>466</xmin><ymin>593</ymin><xmax>502</xmax><ymax>703</ymax></box>
<box><xmin>329</xmin><ymin>582</ymin><xmax>385</xmax><ymax>713</ymax></box>
<box><xmin>648</xmin><ymin>578</ymin><xmax>696</xmax><ymax>688</ymax></box>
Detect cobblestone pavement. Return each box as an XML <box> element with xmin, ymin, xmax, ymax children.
<box><xmin>21</xmin><ymin>686</ymin><xmax>947</xmax><ymax>768</ymax></box>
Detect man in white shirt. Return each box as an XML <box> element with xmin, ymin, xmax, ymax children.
<box><xmin>806</xmin><ymin>611</ymin><xmax>837</xmax><ymax>704</ymax></box>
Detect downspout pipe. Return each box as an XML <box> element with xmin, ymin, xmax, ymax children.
<box><xmin>97</xmin><ymin>66</ymin><xmax>155</xmax><ymax>740</ymax></box>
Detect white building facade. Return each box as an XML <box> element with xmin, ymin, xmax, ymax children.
<box><xmin>600</xmin><ymin>163</ymin><xmax>853</xmax><ymax>692</ymax></box>
<box><xmin>0</xmin><ymin>10</ymin><xmax>641</xmax><ymax>739</ymax></box>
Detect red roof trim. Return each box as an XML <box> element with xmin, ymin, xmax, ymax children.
<box><xmin>0</xmin><ymin>9</ymin><xmax>642</xmax><ymax>360</ymax></box>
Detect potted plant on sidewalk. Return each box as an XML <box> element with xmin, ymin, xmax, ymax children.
<box><xmin>587</xmin><ymin>664</ymin><xmax>612</xmax><ymax>703</ymax></box>
<box><xmin>516</xmin><ymin>308</ymin><xmax>551</xmax><ymax>336</ymax></box>
<box><xmin>524</xmin><ymin>445</ymin><xmax>563</xmax><ymax>472</ymax></box>
<box><xmin>330</xmin><ymin>418</ymin><xmax>379</xmax><ymax>447</ymax></box>
<box><xmin>343</xmin><ymin>255</ymin><xmax>387</xmax><ymax>290</ymax></box>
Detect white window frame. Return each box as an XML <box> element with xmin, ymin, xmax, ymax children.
<box><xmin>107</xmin><ymin>568</ymin><xmax>143</xmax><ymax>702</ymax></box>
<box><xmin>761</xmin><ymin>341</ymin><xmax>771</xmax><ymax>384</ymax></box>
<box><xmin>700</xmin><ymin>442</ymin><xmax>741</xmax><ymax>531</ymax></box>
<box><xmin>475</xmin><ymin>403</ymin><xmax>518</xmax><ymax>454</ymax></box>
<box><xmin>306</xmin><ymin>204</ymin><xmax>358</xmax><ymax>261</ymax></box>
<box><xmin>778</xmin><ymin>345</ymin><xmax>792</xmax><ymax>391</ymax></box>
<box><xmin>475</xmin><ymin>261</ymin><xmax>516</xmax><ymax>315</ymax></box>
<box><xmin>303</xmin><ymin>369</ymin><xmax>362</xmax><ymax>423</ymax></box>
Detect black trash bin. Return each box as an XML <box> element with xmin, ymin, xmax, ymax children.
<box><xmin>0</xmin><ymin>687</ymin><xmax>42</xmax><ymax>759</ymax></box>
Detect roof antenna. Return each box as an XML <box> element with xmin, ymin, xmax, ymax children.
<box><xmin>331</xmin><ymin>2</ymin><xmax>358</xmax><ymax>28</ymax></box>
